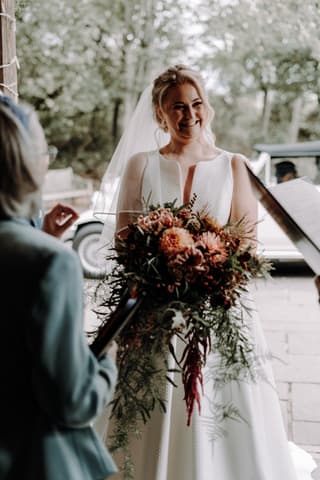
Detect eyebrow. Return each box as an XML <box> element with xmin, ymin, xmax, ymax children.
<box><xmin>173</xmin><ymin>97</ymin><xmax>202</xmax><ymax>105</ymax></box>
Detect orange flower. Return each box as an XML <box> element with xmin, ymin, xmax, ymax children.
<box><xmin>198</xmin><ymin>232</ymin><xmax>228</xmax><ymax>264</ymax></box>
<box><xmin>159</xmin><ymin>227</ymin><xmax>195</xmax><ymax>256</ymax></box>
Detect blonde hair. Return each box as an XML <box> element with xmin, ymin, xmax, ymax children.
<box><xmin>0</xmin><ymin>103</ymin><xmax>42</xmax><ymax>218</ymax></box>
<box><xmin>152</xmin><ymin>64</ymin><xmax>215</xmax><ymax>130</ymax></box>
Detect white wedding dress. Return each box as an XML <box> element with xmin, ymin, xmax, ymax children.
<box><xmin>101</xmin><ymin>150</ymin><xmax>316</xmax><ymax>480</ymax></box>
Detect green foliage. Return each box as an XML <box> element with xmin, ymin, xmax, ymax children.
<box><xmin>16</xmin><ymin>0</ymin><xmax>189</xmax><ymax>178</ymax></box>
<box><xmin>15</xmin><ymin>0</ymin><xmax>320</xmax><ymax>178</ymax></box>
<box><xmin>198</xmin><ymin>0</ymin><xmax>320</xmax><ymax>151</ymax></box>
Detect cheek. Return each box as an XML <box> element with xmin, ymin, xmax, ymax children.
<box><xmin>200</xmin><ymin>107</ymin><xmax>210</xmax><ymax>125</ymax></box>
<box><xmin>169</xmin><ymin>111</ymin><xmax>183</xmax><ymax>123</ymax></box>
<box><xmin>205</xmin><ymin>105</ymin><xmax>214</xmax><ymax>124</ymax></box>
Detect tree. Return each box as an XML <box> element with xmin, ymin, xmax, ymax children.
<box><xmin>0</xmin><ymin>0</ymin><xmax>17</xmax><ymax>99</ymax></box>
<box><xmin>16</xmin><ymin>0</ymin><xmax>189</xmax><ymax>178</ymax></box>
<box><xmin>197</xmin><ymin>0</ymin><xmax>320</xmax><ymax>150</ymax></box>
<box><xmin>16</xmin><ymin>0</ymin><xmax>319</xmax><ymax>171</ymax></box>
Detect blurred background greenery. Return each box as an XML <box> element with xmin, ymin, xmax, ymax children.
<box><xmin>15</xmin><ymin>0</ymin><xmax>320</xmax><ymax>183</ymax></box>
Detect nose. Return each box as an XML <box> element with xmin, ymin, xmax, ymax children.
<box><xmin>184</xmin><ymin>105</ymin><xmax>195</xmax><ymax>119</ymax></box>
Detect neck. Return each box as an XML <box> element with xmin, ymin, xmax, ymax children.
<box><xmin>161</xmin><ymin>136</ymin><xmax>217</xmax><ymax>163</ymax></box>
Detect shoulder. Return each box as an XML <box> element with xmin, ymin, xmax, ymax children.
<box><xmin>33</xmin><ymin>232</ymin><xmax>83</xmax><ymax>284</ymax></box>
<box><xmin>127</xmin><ymin>151</ymin><xmax>150</xmax><ymax>167</ymax></box>
<box><xmin>0</xmin><ymin>220</ymin><xmax>82</xmax><ymax>279</ymax></box>
<box><xmin>122</xmin><ymin>151</ymin><xmax>151</xmax><ymax>178</ymax></box>
<box><xmin>122</xmin><ymin>151</ymin><xmax>159</xmax><ymax>182</ymax></box>
<box><xmin>230</xmin><ymin>153</ymin><xmax>252</xmax><ymax>179</ymax></box>
<box><xmin>21</xmin><ymin>222</ymin><xmax>80</xmax><ymax>268</ymax></box>
<box><xmin>230</xmin><ymin>152</ymin><xmax>250</xmax><ymax>169</ymax></box>
<box><xmin>35</xmin><ymin>229</ymin><xmax>80</xmax><ymax>265</ymax></box>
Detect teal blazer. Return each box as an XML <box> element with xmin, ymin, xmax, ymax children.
<box><xmin>0</xmin><ymin>218</ymin><xmax>118</xmax><ymax>479</ymax></box>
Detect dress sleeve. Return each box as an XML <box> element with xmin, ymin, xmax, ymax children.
<box><xmin>28</xmin><ymin>248</ymin><xmax>118</xmax><ymax>428</ymax></box>
<box><xmin>116</xmin><ymin>152</ymin><xmax>148</xmax><ymax>234</ymax></box>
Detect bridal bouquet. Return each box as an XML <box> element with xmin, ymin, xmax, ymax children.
<box><xmin>95</xmin><ymin>197</ymin><xmax>271</xmax><ymax>460</ymax></box>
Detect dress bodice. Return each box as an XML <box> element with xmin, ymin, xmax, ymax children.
<box><xmin>141</xmin><ymin>150</ymin><xmax>234</xmax><ymax>225</ymax></box>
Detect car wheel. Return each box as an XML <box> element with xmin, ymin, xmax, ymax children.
<box><xmin>72</xmin><ymin>223</ymin><xmax>106</xmax><ymax>279</ymax></box>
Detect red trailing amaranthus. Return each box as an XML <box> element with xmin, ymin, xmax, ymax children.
<box><xmin>181</xmin><ymin>330</ymin><xmax>210</xmax><ymax>425</ymax></box>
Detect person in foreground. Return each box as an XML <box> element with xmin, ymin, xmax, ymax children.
<box><xmin>0</xmin><ymin>93</ymin><xmax>79</xmax><ymax>238</ymax></box>
<box><xmin>99</xmin><ymin>65</ymin><xmax>316</xmax><ymax>480</ymax></box>
<box><xmin>0</xmin><ymin>103</ymin><xmax>118</xmax><ymax>479</ymax></box>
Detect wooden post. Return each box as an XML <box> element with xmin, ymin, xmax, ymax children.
<box><xmin>0</xmin><ymin>0</ymin><xmax>17</xmax><ymax>99</ymax></box>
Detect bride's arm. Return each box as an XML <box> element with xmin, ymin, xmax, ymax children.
<box><xmin>230</xmin><ymin>154</ymin><xmax>258</xmax><ymax>249</ymax></box>
<box><xmin>116</xmin><ymin>152</ymin><xmax>148</xmax><ymax>236</ymax></box>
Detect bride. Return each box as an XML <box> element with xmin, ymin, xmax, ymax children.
<box><xmin>96</xmin><ymin>64</ymin><xmax>316</xmax><ymax>480</ymax></box>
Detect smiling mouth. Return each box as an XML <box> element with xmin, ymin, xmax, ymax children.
<box><xmin>179</xmin><ymin>120</ymin><xmax>200</xmax><ymax>129</ymax></box>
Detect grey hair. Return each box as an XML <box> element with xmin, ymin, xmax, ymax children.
<box><xmin>0</xmin><ymin>103</ymin><xmax>42</xmax><ymax>219</ymax></box>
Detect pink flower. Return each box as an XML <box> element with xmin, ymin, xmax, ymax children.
<box><xmin>137</xmin><ymin>208</ymin><xmax>182</xmax><ymax>234</ymax></box>
<box><xmin>159</xmin><ymin>227</ymin><xmax>195</xmax><ymax>256</ymax></box>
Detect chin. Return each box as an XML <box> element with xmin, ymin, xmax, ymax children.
<box><xmin>179</xmin><ymin>129</ymin><xmax>201</xmax><ymax>140</ymax></box>
<box><xmin>179</xmin><ymin>125</ymin><xmax>202</xmax><ymax>138</ymax></box>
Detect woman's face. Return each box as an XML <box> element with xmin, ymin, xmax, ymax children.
<box><xmin>159</xmin><ymin>83</ymin><xmax>208</xmax><ymax>143</ymax></box>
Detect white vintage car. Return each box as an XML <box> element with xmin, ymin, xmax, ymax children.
<box><xmin>65</xmin><ymin>141</ymin><xmax>320</xmax><ymax>278</ymax></box>
<box><xmin>251</xmin><ymin>141</ymin><xmax>320</xmax><ymax>263</ymax></box>
<box><xmin>62</xmin><ymin>191</ymin><xmax>114</xmax><ymax>279</ymax></box>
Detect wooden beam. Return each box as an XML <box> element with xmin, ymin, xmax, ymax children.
<box><xmin>0</xmin><ymin>0</ymin><xmax>17</xmax><ymax>99</ymax></box>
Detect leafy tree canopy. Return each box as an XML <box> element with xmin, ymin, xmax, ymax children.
<box><xmin>15</xmin><ymin>0</ymin><xmax>320</xmax><ymax>177</ymax></box>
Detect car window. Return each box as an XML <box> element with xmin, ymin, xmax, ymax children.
<box><xmin>251</xmin><ymin>152</ymin><xmax>320</xmax><ymax>187</ymax></box>
<box><xmin>271</xmin><ymin>157</ymin><xmax>320</xmax><ymax>186</ymax></box>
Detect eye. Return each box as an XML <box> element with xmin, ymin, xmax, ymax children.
<box><xmin>173</xmin><ymin>104</ymin><xmax>185</xmax><ymax>110</ymax></box>
<box><xmin>193</xmin><ymin>101</ymin><xmax>203</xmax><ymax>107</ymax></box>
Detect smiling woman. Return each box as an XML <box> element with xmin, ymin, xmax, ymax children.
<box><xmin>115</xmin><ymin>66</ymin><xmax>233</xmax><ymax>234</ymax></box>
<box><xmin>96</xmin><ymin>64</ymin><xmax>316</xmax><ymax>480</ymax></box>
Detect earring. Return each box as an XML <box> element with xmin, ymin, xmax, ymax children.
<box><xmin>161</xmin><ymin>121</ymin><xmax>168</xmax><ymax>132</ymax></box>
